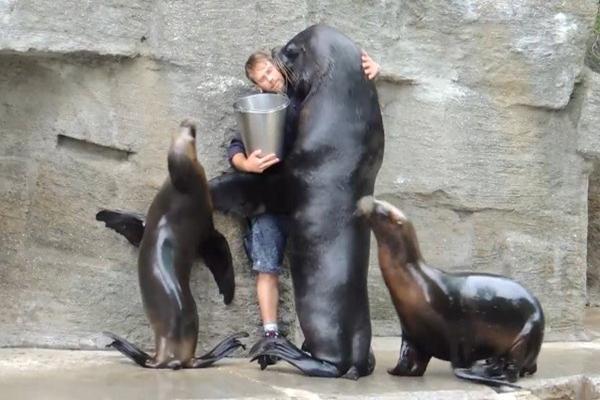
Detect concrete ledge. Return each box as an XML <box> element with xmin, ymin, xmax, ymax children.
<box><xmin>1</xmin><ymin>338</ymin><xmax>600</xmax><ymax>400</ymax></box>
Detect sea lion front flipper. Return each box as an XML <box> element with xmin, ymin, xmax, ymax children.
<box><xmin>388</xmin><ymin>338</ymin><xmax>430</xmax><ymax>376</ymax></box>
<box><xmin>190</xmin><ymin>332</ymin><xmax>248</xmax><ymax>368</ymax></box>
<box><xmin>249</xmin><ymin>336</ymin><xmax>342</xmax><ymax>378</ymax></box>
<box><xmin>200</xmin><ymin>230</ymin><xmax>235</xmax><ymax>304</ymax></box>
<box><xmin>208</xmin><ymin>172</ymin><xmax>288</xmax><ymax>217</ymax></box>
<box><xmin>96</xmin><ymin>210</ymin><xmax>145</xmax><ymax>247</ymax></box>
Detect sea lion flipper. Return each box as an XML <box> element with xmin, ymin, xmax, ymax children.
<box><xmin>249</xmin><ymin>336</ymin><xmax>342</xmax><ymax>377</ymax></box>
<box><xmin>198</xmin><ymin>331</ymin><xmax>248</xmax><ymax>360</ymax></box>
<box><xmin>200</xmin><ymin>230</ymin><xmax>235</xmax><ymax>304</ymax></box>
<box><xmin>191</xmin><ymin>332</ymin><xmax>248</xmax><ymax>368</ymax></box>
<box><xmin>208</xmin><ymin>172</ymin><xmax>288</xmax><ymax>217</ymax></box>
<box><xmin>453</xmin><ymin>368</ymin><xmax>523</xmax><ymax>390</ymax></box>
<box><xmin>103</xmin><ymin>331</ymin><xmax>151</xmax><ymax>367</ymax></box>
<box><xmin>96</xmin><ymin>210</ymin><xmax>145</xmax><ymax>247</ymax></box>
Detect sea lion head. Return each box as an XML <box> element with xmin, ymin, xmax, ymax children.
<box><xmin>170</xmin><ymin>119</ymin><xmax>198</xmax><ymax>161</ymax></box>
<box><xmin>274</xmin><ymin>25</ymin><xmax>333</xmax><ymax>99</ymax></box>
<box><xmin>356</xmin><ymin>196</ymin><xmax>422</xmax><ymax>264</ymax></box>
<box><xmin>168</xmin><ymin>119</ymin><xmax>207</xmax><ymax>193</ymax></box>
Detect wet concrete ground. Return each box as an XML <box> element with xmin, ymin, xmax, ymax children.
<box><xmin>2</xmin><ymin>310</ymin><xmax>600</xmax><ymax>400</ymax></box>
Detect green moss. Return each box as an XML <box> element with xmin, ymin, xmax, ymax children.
<box><xmin>586</xmin><ymin>6</ymin><xmax>600</xmax><ymax>72</ymax></box>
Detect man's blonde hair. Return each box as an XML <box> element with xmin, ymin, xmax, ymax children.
<box><xmin>244</xmin><ymin>50</ymin><xmax>273</xmax><ymax>83</ymax></box>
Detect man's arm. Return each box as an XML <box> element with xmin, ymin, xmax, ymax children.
<box><xmin>361</xmin><ymin>50</ymin><xmax>416</xmax><ymax>85</ymax></box>
<box><xmin>231</xmin><ymin>148</ymin><xmax>279</xmax><ymax>174</ymax></box>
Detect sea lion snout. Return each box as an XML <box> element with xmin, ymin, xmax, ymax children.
<box><xmin>179</xmin><ymin>119</ymin><xmax>197</xmax><ymax>139</ymax></box>
<box><xmin>356</xmin><ymin>196</ymin><xmax>375</xmax><ymax>217</ymax></box>
<box><xmin>170</xmin><ymin>119</ymin><xmax>199</xmax><ymax>164</ymax></box>
<box><xmin>356</xmin><ymin>196</ymin><xmax>406</xmax><ymax>225</ymax></box>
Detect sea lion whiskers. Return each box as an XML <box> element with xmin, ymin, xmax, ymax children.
<box><xmin>273</xmin><ymin>55</ymin><xmax>297</xmax><ymax>88</ymax></box>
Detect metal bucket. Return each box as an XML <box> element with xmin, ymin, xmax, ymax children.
<box><xmin>233</xmin><ymin>93</ymin><xmax>290</xmax><ymax>159</ymax></box>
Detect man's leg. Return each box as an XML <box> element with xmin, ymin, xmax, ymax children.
<box><xmin>257</xmin><ymin>272</ymin><xmax>279</xmax><ymax>336</ymax></box>
<box><xmin>246</xmin><ymin>213</ymin><xmax>287</xmax><ymax>369</ymax></box>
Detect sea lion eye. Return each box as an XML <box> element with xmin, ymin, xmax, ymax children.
<box><xmin>285</xmin><ymin>43</ymin><xmax>301</xmax><ymax>59</ymax></box>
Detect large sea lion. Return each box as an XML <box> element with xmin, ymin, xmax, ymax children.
<box><xmin>356</xmin><ymin>196</ymin><xmax>544</xmax><ymax>387</ymax></box>
<box><xmin>210</xmin><ymin>24</ymin><xmax>385</xmax><ymax>379</ymax></box>
<box><xmin>97</xmin><ymin>120</ymin><xmax>247</xmax><ymax>368</ymax></box>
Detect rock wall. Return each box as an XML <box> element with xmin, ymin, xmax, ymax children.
<box><xmin>0</xmin><ymin>1</ymin><xmax>598</xmax><ymax>348</ymax></box>
<box><xmin>580</xmin><ymin>65</ymin><xmax>600</xmax><ymax>307</ymax></box>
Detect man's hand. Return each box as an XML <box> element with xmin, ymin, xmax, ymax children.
<box><xmin>233</xmin><ymin>150</ymin><xmax>280</xmax><ymax>173</ymax></box>
<box><xmin>361</xmin><ymin>50</ymin><xmax>380</xmax><ymax>80</ymax></box>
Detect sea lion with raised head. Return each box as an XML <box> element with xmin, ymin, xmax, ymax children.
<box><xmin>356</xmin><ymin>196</ymin><xmax>544</xmax><ymax>387</ymax></box>
<box><xmin>98</xmin><ymin>120</ymin><xmax>247</xmax><ymax>368</ymax></box>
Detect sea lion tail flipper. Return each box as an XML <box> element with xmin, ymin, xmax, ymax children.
<box><xmin>249</xmin><ymin>336</ymin><xmax>342</xmax><ymax>378</ymax></box>
<box><xmin>103</xmin><ymin>331</ymin><xmax>151</xmax><ymax>367</ymax></box>
<box><xmin>453</xmin><ymin>368</ymin><xmax>523</xmax><ymax>390</ymax></box>
<box><xmin>200</xmin><ymin>230</ymin><xmax>235</xmax><ymax>304</ymax></box>
<box><xmin>96</xmin><ymin>210</ymin><xmax>145</xmax><ymax>247</ymax></box>
<box><xmin>191</xmin><ymin>331</ymin><xmax>249</xmax><ymax>368</ymax></box>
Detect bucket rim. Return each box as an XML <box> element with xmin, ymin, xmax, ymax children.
<box><xmin>233</xmin><ymin>93</ymin><xmax>290</xmax><ymax>114</ymax></box>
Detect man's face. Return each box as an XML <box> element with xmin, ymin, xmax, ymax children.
<box><xmin>249</xmin><ymin>60</ymin><xmax>285</xmax><ymax>93</ymax></box>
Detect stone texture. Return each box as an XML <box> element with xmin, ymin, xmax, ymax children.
<box><xmin>578</xmin><ymin>69</ymin><xmax>600</xmax><ymax>159</ymax></box>
<box><xmin>588</xmin><ymin>166</ymin><xmax>600</xmax><ymax>307</ymax></box>
<box><xmin>578</xmin><ymin>68</ymin><xmax>600</xmax><ymax>307</ymax></box>
<box><xmin>0</xmin><ymin>0</ymin><xmax>599</xmax><ymax>348</ymax></box>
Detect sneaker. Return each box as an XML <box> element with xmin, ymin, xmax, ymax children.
<box><xmin>264</xmin><ymin>330</ymin><xmax>280</xmax><ymax>339</ymax></box>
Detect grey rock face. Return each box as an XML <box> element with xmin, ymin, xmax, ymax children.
<box><xmin>0</xmin><ymin>0</ymin><xmax>599</xmax><ymax>348</ymax></box>
<box><xmin>579</xmin><ymin>69</ymin><xmax>600</xmax><ymax>307</ymax></box>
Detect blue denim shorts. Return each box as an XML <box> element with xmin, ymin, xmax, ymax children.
<box><xmin>243</xmin><ymin>213</ymin><xmax>288</xmax><ymax>275</ymax></box>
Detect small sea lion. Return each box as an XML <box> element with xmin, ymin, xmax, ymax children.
<box><xmin>356</xmin><ymin>196</ymin><xmax>544</xmax><ymax>387</ymax></box>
